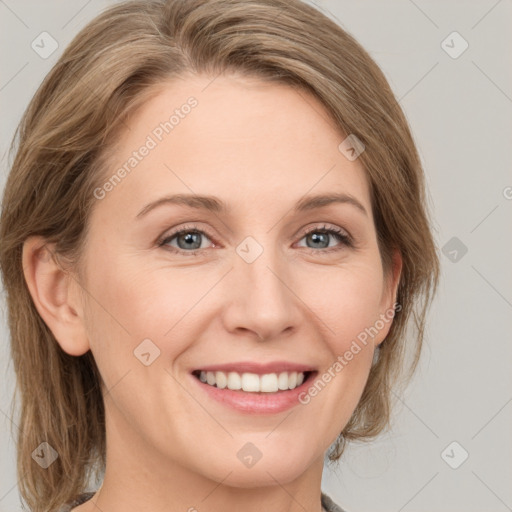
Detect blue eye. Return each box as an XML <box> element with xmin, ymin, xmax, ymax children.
<box><xmin>158</xmin><ymin>225</ymin><xmax>213</xmax><ymax>255</ymax></box>
<box><xmin>297</xmin><ymin>225</ymin><xmax>353</xmax><ymax>252</ymax></box>
<box><xmin>158</xmin><ymin>223</ymin><xmax>353</xmax><ymax>256</ymax></box>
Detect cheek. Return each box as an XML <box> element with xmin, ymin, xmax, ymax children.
<box><xmin>299</xmin><ymin>257</ymin><xmax>386</xmax><ymax>347</ymax></box>
<box><xmin>82</xmin><ymin>250</ymin><xmax>206</xmax><ymax>370</ymax></box>
<box><xmin>298</xmin><ymin>262</ymin><xmax>383</xmax><ymax>438</ymax></box>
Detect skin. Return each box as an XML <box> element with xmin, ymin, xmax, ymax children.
<box><xmin>23</xmin><ymin>73</ymin><xmax>401</xmax><ymax>512</ymax></box>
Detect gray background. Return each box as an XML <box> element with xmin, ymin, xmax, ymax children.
<box><xmin>1</xmin><ymin>1</ymin><xmax>511</xmax><ymax>511</ymax></box>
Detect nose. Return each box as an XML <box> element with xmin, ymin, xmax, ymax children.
<box><xmin>221</xmin><ymin>241</ymin><xmax>302</xmax><ymax>342</ymax></box>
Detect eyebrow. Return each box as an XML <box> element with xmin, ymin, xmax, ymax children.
<box><xmin>135</xmin><ymin>192</ymin><xmax>368</xmax><ymax>219</ymax></box>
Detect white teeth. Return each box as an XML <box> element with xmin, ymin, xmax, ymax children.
<box><xmin>215</xmin><ymin>371</ymin><xmax>227</xmax><ymax>389</ymax></box>
<box><xmin>206</xmin><ymin>371</ymin><xmax>216</xmax><ymax>386</ymax></box>
<box><xmin>277</xmin><ymin>372</ymin><xmax>289</xmax><ymax>390</ymax></box>
<box><xmin>261</xmin><ymin>373</ymin><xmax>278</xmax><ymax>392</ymax></box>
<box><xmin>197</xmin><ymin>370</ymin><xmax>307</xmax><ymax>392</ymax></box>
<box><xmin>242</xmin><ymin>373</ymin><xmax>260</xmax><ymax>392</ymax></box>
<box><xmin>227</xmin><ymin>372</ymin><xmax>242</xmax><ymax>390</ymax></box>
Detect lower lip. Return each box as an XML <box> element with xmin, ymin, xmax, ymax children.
<box><xmin>190</xmin><ymin>372</ymin><xmax>317</xmax><ymax>414</ymax></box>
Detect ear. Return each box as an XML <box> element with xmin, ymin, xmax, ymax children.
<box><xmin>375</xmin><ymin>248</ymin><xmax>402</xmax><ymax>347</ymax></box>
<box><xmin>22</xmin><ymin>236</ymin><xmax>91</xmax><ymax>356</ymax></box>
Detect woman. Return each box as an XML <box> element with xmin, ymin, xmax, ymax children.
<box><xmin>0</xmin><ymin>0</ymin><xmax>440</xmax><ymax>511</ymax></box>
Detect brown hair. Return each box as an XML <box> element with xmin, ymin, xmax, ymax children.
<box><xmin>0</xmin><ymin>0</ymin><xmax>440</xmax><ymax>510</ymax></box>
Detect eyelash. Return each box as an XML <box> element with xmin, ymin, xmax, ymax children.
<box><xmin>157</xmin><ymin>223</ymin><xmax>353</xmax><ymax>257</ymax></box>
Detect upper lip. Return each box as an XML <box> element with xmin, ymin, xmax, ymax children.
<box><xmin>192</xmin><ymin>361</ymin><xmax>316</xmax><ymax>375</ymax></box>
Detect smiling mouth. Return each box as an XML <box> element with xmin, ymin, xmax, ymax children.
<box><xmin>191</xmin><ymin>369</ymin><xmax>315</xmax><ymax>393</ymax></box>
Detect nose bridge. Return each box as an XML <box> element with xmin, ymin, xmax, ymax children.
<box><xmin>224</xmin><ymin>232</ymin><xmax>299</xmax><ymax>339</ymax></box>
<box><xmin>238</xmin><ymin>233</ymin><xmax>290</xmax><ymax>304</ymax></box>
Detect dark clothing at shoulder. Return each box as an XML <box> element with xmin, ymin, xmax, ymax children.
<box><xmin>321</xmin><ymin>491</ymin><xmax>348</xmax><ymax>512</ymax></box>
<box><xmin>58</xmin><ymin>491</ymin><xmax>95</xmax><ymax>511</ymax></box>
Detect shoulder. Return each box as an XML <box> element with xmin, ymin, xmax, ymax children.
<box><xmin>57</xmin><ymin>491</ymin><xmax>96</xmax><ymax>512</ymax></box>
<box><xmin>321</xmin><ymin>491</ymin><xmax>350</xmax><ymax>512</ymax></box>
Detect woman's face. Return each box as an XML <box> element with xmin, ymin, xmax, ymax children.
<box><xmin>71</xmin><ymin>73</ymin><xmax>400</xmax><ymax>487</ymax></box>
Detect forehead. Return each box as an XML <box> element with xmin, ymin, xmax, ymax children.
<box><xmin>97</xmin><ymin>73</ymin><xmax>371</xmax><ymax>218</ymax></box>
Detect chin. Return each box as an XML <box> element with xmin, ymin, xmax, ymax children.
<box><xmin>215</xmin><ymin>464</ymin><xmax>309</xmax><ymax>489</ymax></box>
<box><xmin>198</xmin><ymin>444</ymin><xmax>317</xmax><ymax>488</ymax></box>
